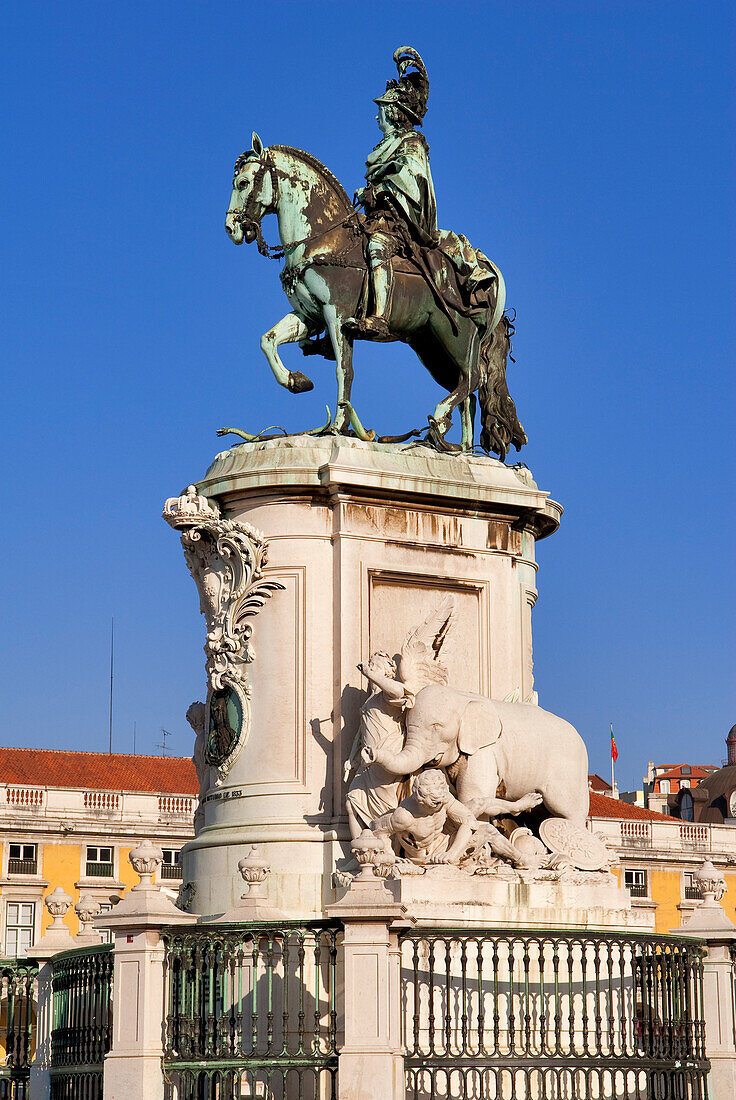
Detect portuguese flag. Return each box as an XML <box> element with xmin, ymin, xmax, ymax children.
<box><xmin>610</xmin><ymin>723</ymin><xmax>618</xmax><ymax>763</ymax></box>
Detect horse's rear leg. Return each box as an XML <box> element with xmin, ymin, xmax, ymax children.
<box><xmin>428</xmin><ymin>320</ymin><xmax>479</xmax><ymax>448</ymax></box>
<box><xmin>460</xmin><ymin>395</ymin><xmax>475</xmax><ymax>452</ymax></box>
<box><xmin>260</xmin><ymin>312</ymin><xmax>314</xmax><ymax>394</ymax></box>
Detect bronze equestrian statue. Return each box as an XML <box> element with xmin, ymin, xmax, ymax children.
<box><xmin>224</xmin><ymin>47</ymin><xmax>526</xmax><ymax>458</ymax></box>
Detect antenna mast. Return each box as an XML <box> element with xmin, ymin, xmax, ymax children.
<box><xmin>108</xmin><ymin>617</ymin><xmax>114</xmax><ymax>754</ymax></box>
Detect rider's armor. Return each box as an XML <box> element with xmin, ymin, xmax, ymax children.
<box><xmin>346</xmin><ymin>47</ymin><xmax>434</xmax><ymax>341</ymax></box>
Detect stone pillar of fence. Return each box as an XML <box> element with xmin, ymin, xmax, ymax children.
<box><xmin>95</xmin><ymin>840</ymin><xmax>196</xmax><ymax>1100</ymax></box>
<box><xmin>329</xmin><ymin>860</ymin><xmax>408</xmax><ymax>1100</ymax></box>
<box><xmin>675</xmin><ymin>860</ymin><xmax>736</xmax><ymax>1099</ymax></box>
<box><xmin>27</xmin><ymin>887</ymin><xmax>76</xmax><ymax>1100</ymax></box>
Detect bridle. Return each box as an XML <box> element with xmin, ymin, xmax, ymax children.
<box><xmin>229</xmin><ymin>153</ymin><xmax>361</xmax><ymax>262</ymax></box>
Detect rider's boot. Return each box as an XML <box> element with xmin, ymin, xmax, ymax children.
<box><xmin>361</xmin><ymin>260</ymin><xmax>395</xmax><ymax>340</ymax></box>
<box><xmin>344</xmin><ymin>234</ymin><xmax>397</xmax><ymax>341</ymax></box>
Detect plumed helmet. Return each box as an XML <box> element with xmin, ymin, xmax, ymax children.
<box><xmin>374</xmin><ymin>46</ymin><xmax>429</xmax><ymax>127</ymax></box>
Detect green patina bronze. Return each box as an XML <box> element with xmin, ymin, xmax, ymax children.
<box><xmin>224</xmin><ymin>47</ymin><xmax>526</xmax><ymax>459</ymax></box>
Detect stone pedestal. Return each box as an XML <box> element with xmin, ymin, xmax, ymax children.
<box><xmin>377</xmin><ymin>864</ymin><xmax>654</xmax><ymax>931</ymax></box>
<box><xmin>96</xmin><ymin>846</ymin><xmax>196</xmax><ymax>1100</ymax></box>
<box><xmin>675</xmin><ymin>864</ymin><xmax>736</xmax><ymax>1099</ymax></box>
<box><xmin>177</xmin><ymin>436</ymin><xmax>561</xmax><ymax>920</ymax></box>
<box><xmin>328</xmin><ymin>872</ymin><xmax>407</xmax><ymax>1100</ymax></box>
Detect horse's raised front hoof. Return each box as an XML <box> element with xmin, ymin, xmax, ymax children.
<box><xmin>287</xmin><ymin>371</ymin><xmax>314</xmax><ymax>394</ymax></box>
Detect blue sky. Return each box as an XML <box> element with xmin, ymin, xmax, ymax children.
<box><xmin>1</xmin><ymin>1</ymin><xmax>734</xmax><ymax>787</ymax></box>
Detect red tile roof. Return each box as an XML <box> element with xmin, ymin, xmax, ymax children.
<box><xmin>589</xmin><ymin>791</ymin><xmax>673</xmax><ymax>822</ymax></box>
<box><xmin>588</xmin><ymin>773</ymin><xmax>612</xmax><ymax>792</ymax></box>
<box><xmin>0</xmin><ymin>748</ymin><xmax>197</xmax><ymax>795</ymax></box>
<box><xmin>654</xmin><ymin>764</ymin><xmax>716</xmax><ymax>782</ymax></box>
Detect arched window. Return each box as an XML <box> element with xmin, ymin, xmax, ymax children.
<box><xmin>729</xmin><ymin>790</ymin><xmax>736</xmax><ymax>818</ymax></box>
<box><xmin>680</xmin><ymin>789</ymin><xmax>694</xmax><ymax>822</ymax></box>
<box><xmin>659</xmin><ymin>780</ymin><xmax>670</xmax><ymax>794</ymax></box>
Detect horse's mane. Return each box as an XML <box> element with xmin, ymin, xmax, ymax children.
<box><xmin>269</xmin><ymin>145</ymin><xmax>352</xmax><ymax>211</ymax></box>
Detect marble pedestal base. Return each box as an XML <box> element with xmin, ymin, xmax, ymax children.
<box><xmin>175</xmin><ymin>436</ymin><xmax>562</xmax><ymax>920</ymax></box>
<box><xmin>375</xmin><ymin>864</ymin><xmax>655</xmax><ymax>932</ymax></box>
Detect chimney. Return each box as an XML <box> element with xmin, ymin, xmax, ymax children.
<box><xmin>727</xmin><ymin>725</ymin><xmax>736</xmax><ymax>767</ymax></box>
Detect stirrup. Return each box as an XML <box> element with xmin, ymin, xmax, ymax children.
<box><xmin>343</xmin><ymin>316</ymin><xmax>396</xmax><ymax>342</ymax></box>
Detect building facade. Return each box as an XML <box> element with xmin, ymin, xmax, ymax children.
<box><xmin>0</xmin><ymin>748</ymin><xmax>197</xmax><ymax>953</ymax></box>
<box><xmin>642</xmin><ymin>760</ymin><xmax>718</xmax><ymax>814</ymax></box>
<box><xmin>591</xmin><ymin>789</ymin><xmax>736</xmax><ymax>933</ymax></box>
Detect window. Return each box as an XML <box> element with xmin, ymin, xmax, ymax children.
<box><xmin>85</xmin><ymin>846</ymin><xmax>113</xmax><ymax>878</ymax></box>
<box><xmin>681</xmin><ymin>766</ymin><xmax>691</xmax><ymax>776</ymax></box>
<box><xmin>4</xmin><ymin>902</ymin><xmax>35</xmax><ymax>956</ymax></box>
<box><xmin>624</xmin><ymin>869</ymin><xmax>648</xmax><ymax>898</ymax></box>
<box><xmin>659</xmin><ymin>780</ymin><xmax>670</xmax><ymax>794</ymax></box>
<box><xmin>7</xmin><ymin>844</ymin><xmax>37</xmax><ymax>875</ymax></box>
<box><xmin>680</xmin><ymin>789</ymin><xmax>694</xmax><ymax>821</ymax></box>
<box><xmin>680</xmin><ymin>779</ymin><xmax>691</xmax><ymax>789</ymax></box>
<box><xmin>161</xmin><ymin>849</ymin><xmax>182</xmax><ymax>880</ymax></box>
<box><xmin>683</xmin><ymin>873</ymin><xmax>700</xmax><ymax>901</ymax></box>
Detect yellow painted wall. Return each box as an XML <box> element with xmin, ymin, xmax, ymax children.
<box><xmin>40</xmin><ymin>843</ymin><xmax>83</xmax><ymax>935</ymax></box>
<box><xmin>118</xmin><ymin>847</ymin><xmax>139</xmax><ymax>891</ymax></box>
<box><xmin>649</xmin><ymin>868</ymin><xmax>682</xmax><ymax>933</ymax></box>
<box><xmin>721</xmin><ymin>875</ymin><xmax>736</xmax><ymax>925</ymax></box>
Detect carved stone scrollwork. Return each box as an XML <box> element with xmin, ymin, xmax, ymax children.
<box><xmin>164</xmin><ymin>486</ymin><xmax>284</xmax><ymax>781</ymax></box>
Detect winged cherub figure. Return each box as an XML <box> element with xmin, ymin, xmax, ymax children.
<box><xmin>344</xmin><ymin>597</ymin><xmax>454</xmax><ymax>842</ymax></box>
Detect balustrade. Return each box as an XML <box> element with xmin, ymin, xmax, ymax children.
<box><xmin>5</xmin><ymin>788</ymin><xmax>44</xmax><ymax>809</ymax></box>
<box><xmin>158</xmin><ymin>795</ymin><xmax>194</xmax><ymax>817</ymax></box>
<box><xmin>82</xmin><ymin>791</ymin><xmax>120</xmax><ymax>813</ymax></box>
<box><xmin>620</xmin><ymin>821</ymin><xmax>652</xmax><ymax>847</ymax></box>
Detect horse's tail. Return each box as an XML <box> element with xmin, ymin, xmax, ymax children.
<box><xmin>477</xmin><ymin>311</ymin><xmax>527</xmax><ymax>461</ymax></box>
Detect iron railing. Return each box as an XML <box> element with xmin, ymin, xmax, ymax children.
<box><xmin>162</xmin><ymin>921</ymin><xmax>340</xmax><ymax>1099</ymax></box>
<box><xmin>84</xmin><ymin>862</ymin><xmax>113</xmax><ymax>879</ymax></box>
<box><xmin>49</xmin><ymin>943</ymin><xmax>113</xmax><ymax>1100</ymax></box>
<box><xmin>0</xmin><ymin>958</ymin><xmax>37</xmax><ymax>1099</ymax></box>
<box><xmin>399</xmin><ymin>927</ymin><xmax>709</xmax><ymax>1099</ymax></box>
<box><xmin>6</xmin><ymin>859</ymin><xmax>37</xmax><ymax>877</ymax></box>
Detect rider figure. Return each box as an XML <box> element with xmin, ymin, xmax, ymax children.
<box><xmin>345</xmin><ymin>47</ymin><xmax>437</xmax><ymax>342</ymax></box>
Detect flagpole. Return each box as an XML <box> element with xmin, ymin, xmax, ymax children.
<box><xmin>610</xmin><ymin>722</ymin><xmax>615</xmax><ymax>793</ymax></box>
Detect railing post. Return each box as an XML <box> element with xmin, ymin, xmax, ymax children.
<box><xmin>329</xmin><ymin>869</ymin><xmax>408</xmax><ymax>1100</ymax></box>
<box><xmin>95</xmin><ymin>839</ymin><xmax>196</xmax><ymax>1100</ymax></box>
<box><xmin>26</xmin><ymin>887</ymin><xmax>76</xmax><ymax>1100</ymax></box>
<box><xmin>675</xmin><ymin>859</ymin><xmax>736</xmax><ymax>1098</ymax></box>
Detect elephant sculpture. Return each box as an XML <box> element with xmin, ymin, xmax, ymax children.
<box><xmin>363</xmin><ymin>683</ymin><xmax>590</xmax><ymax>829</ymax></box>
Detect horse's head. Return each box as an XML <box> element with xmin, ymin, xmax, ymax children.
<box><xmin>225</xmin><ymin>132</ymin><xmax>276</xmax><ymax>247</ymax></box>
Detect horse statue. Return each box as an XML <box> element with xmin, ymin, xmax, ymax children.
<box><xmin>224</xmin><ymin>133</ymin><xmax>526</xmax><ymax>458</ymax></box>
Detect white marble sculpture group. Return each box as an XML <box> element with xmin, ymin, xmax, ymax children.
<box><xmin>343</xmin><ymin>598</ymin><xmax>609</xmax><ymax>881</ymax></box>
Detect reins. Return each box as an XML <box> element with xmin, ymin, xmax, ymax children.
<box><xmin>231</xmin><ymin>154</ymin><xmax>361</xmax><ymax>262</ymax></box>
